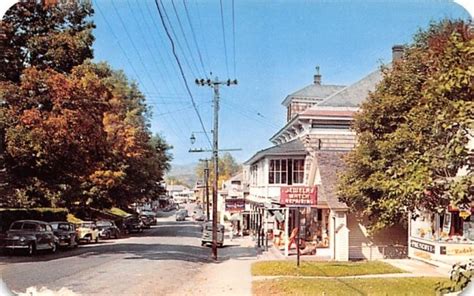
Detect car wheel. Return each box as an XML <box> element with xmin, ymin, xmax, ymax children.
<box><xmin>106</xmin><ymin>232</ymin><xmax>111</xmax><ymax>239</ymax></box>
<box><xmin>27</xmin><ymin>243</ymin><xmax>36</xmax><ymax>256</ymax></box>
<box><xmin>115</xmin><ymin>232</ymin><xmax>120</xmax><ymax>239</ymax></box>
<box><xmin>201</xmin><ymin>242</ymin><xmax>205</xmax><ymax>246</ymax></box>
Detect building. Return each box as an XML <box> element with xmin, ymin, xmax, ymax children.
<box><xmin>166</xmin><ymin>184</ymin><xmax>194</xmax><ymax>204</ymax></box>
<box><xmin>244</xmin><ymin>47</ymin><xmax>408</xmax><ymax>261</ymax></box>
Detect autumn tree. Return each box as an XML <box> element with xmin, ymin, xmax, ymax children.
<box><xmin>195</xmin><ymin>153</ymin><xmax>241</xmax><ymax>188</ymax></box>
<box><xmin>0</xmin><ymin>2</ymin><xmax>172</xmax><ymax>209</ymax></box>
<box><xmin>0</xmin><ymin>0</ymin><xmax>94</xmax><ymax>82</ymax></box>
<box><xmin>338</xmin><ymin>20</ymin><xmax>473</xmax><ymax>232</ymax></box>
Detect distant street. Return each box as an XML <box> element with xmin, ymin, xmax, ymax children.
<box><xmin>0</xmin><ymin>206</ymin><xmax>249</xmax><ymax>295</ymax></box>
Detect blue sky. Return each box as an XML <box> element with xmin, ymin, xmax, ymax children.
<box><xmin>91</xmin><ymin>0</ymin><xmax>471</xmax><ymax>166</ymax></box>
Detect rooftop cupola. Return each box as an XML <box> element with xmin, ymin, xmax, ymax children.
<box><xmin>314</xmin><ymin>66</ymin><xmax>322</xmax><ymax>85</ymax></box>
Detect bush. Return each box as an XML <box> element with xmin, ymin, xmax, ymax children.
<box><xmin>0</xmin><ymin>208</ymin><xmax>68</xmax><ymax>233</ymax></box>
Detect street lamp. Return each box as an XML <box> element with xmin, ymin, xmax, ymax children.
<box><xmin>190</xmin><ymin>133</ymin><xmax>196</xmax><ymax>145</ymax></box>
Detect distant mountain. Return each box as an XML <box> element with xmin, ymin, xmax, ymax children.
<box><xmin>165</xmin><ymin>163</ymin><xmax>198</xmax><ymax>188</ymax></box>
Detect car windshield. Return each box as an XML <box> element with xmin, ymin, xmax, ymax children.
<box><xmin>96</xmin><ymin>221</ymin><xmax>111</xmax><ymax>227</ymax></box>
<box><xmin>80</xmin><ymin>223</ymin><xmax>94</xmax><ymax>228</ymax></box>
<box><xmin>23</xmin><ymin>223</ymin><xmax>38</xmax><ymax>230</ymax></box>
<box><xmin>56</xmin><ymin>223</ymin><xmax>70</xmax><ymax>230</ymax></box>
<box><xmin>10</xmin><ymin>222</ymin><xmax>23</xmax><ymax>230</ymax></box>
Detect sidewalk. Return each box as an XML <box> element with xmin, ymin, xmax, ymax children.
<box><xmin>173</xmin><ymin>235</ymin><xmax>258</xmax><ymax>296</ymax></box>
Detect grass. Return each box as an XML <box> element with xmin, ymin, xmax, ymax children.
<box><xmin>253</xmin><ymin>277</ymin><xmax>450</xmax><ymax>296</ymax></box>
<box><xmin>252</xmin><ymin>261</ymin><xmax>405</xmax><ymax>277</ymax></box>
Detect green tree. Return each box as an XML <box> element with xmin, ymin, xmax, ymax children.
<box><xmin>195</xmin><ymin>153</ymin><xmax>241</xmax><ymax>188</ymax></box>
<box><xmin>338</xmin><ymin>20</ymin><xmax>473</xmax><ymax>232</ymax></box>
<box><xmin>0</xmin><ymin>0</ymin><xmax>94</xmax><ymax>82</ymax></box>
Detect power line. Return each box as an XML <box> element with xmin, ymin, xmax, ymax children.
<box><xmin>171</xmin><ymin>0</ymin><xmax>203</xmax><ymax>77</ymax></box>
<box><xmin>192</xmin><ymin>1</ymin><xmax>212</xmax><ymax>72</ymax></box>
<box><xmin>160</xmin><ymin>1</ymin><xmax>198</xmax><ymax>79</ymax></box>
<box><xmin>219</xmin><ymin>0</ymin><xmax>229</xmax><ymax>78</ymax></box>
<box><xmin>183</xmin><ymin>0</ymin><xmax>208</xmax><ymax>77</ymax></box>
<box><xmin>232</xmin><ymin>0</ymin><xmax>236</xmax><ymax>77</ymax></box>
<box><xmin>155</xmin><ymin>0</ymin><xmax>212</xmax><ymax>148</ymax></box>
<box><xmin>93</xmin><ymin>0</ymin><xmax>149</xmax><ymax>94</ymax></box>
<box><xmin>125</xmin><ymin>0</ymin><xmax>192</xmax><ymax>139</ymax></box>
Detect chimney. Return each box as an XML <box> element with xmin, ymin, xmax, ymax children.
<box><xmin>392</xmin><ymin>45</ymin><xmax>404</xmax><ymax>63</ymax></box>
<box><xmin>314</xmin><ymin>66</ymin><xmax>321</xmax><ymax>85</ymax></box>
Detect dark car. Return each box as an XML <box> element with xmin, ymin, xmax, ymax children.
<box><xmin>123</xmin><ymin>216</ymin><xmax>143</xmax><ymax>234</ymax></box>
<box><xmin>49</xmin><ymin>221</ymin><xmax>78</xmax><ymax>248</ymax></box>
<box><xmin>3</xmin><ymin>220</ymin><xmax>58</xmax><ymax>255</ymax></box>
<box><xmin>96</xmin><ymin>220</ymin><xmax>121</xmax><ymax>239</ymax></box>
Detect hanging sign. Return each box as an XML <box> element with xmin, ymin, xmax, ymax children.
<box><xmin>280</xmin><ymin>186</ymin><xmax>317</xmax><ymax>206</ymax></box>
<box><xmin>225</xmin><ymin>199</ymin><xmax>245</xmax><ymax>213</ymax></box>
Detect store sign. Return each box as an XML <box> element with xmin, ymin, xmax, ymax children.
<box><xmin>410</xmin><ymin>239</ymin><xmax>435</xmax><ymax>254</ymax></box>
<box><xmin>280</xmin><ymin>186</ymin><xmax>317</xmax><ymax>206</ymax></box>
<box><xmin>225</xmin><ymin>199</ymin><xmax>245</xmax><ymax>213</ymax></box>
<box><xmin>443</xmin><ymin>245</ymin><xmax>474</xmax><ymax>256</ymax></box>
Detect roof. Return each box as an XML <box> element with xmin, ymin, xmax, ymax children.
<box><xmin>282</xmin><ymin>84</ymin><xmax>346</xmax><ymax>106</ymax></box>
<box><xmin>244</xmin><ymin>139</ymin><xmax>306</xmax><ymax>165</ymax></box>
<box><xmin>300</xmin><ymin>107</ymin><xmax>357</xmax><ymax>118</ymax></box>
<box><xmin>316</xmin><ymin>151</ymin><xmax>349</xmax><ymax>210</ymax></box>
<box><xmin>166</xmin><ymin>185</ymin><xmax>188</xmax><ymax>192</ymax></box>
<box><xmin>317</xmin><ymin>69</ymin><xmax>383</xmax><ymax>108</ymax></box>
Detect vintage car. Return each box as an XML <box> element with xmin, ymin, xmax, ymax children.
<box><xmin>123</xmin><ymin>216</ymin><xmax>144</xmax><ymax>234</ymax></box>
<box><xmin>192</xmin><ymin>210</ymin><xmax>206</xmax><ymax>222</ymax></box>
<box><xmin>175</xmin><ymin>210</ymin><xmax>186</xmax><ymax>221</ymax></box>
<box><xmin>96</xmin><ymin>220</ymin><xmax>121</xmax><ymax>239</ymax></box>
<box><xmin>3</xmin><ymin>220</ymin><xmax>59</xmax><ymax>255</ymax></box>
<box><xmin>49</xmin><ymin>221</ymin><xmax>78</xmax><ymax>248</ymax></box>
<box><xmin>75</xmin><ymin>221</ymin><xmax>100</xmax><ymax>243</ymax></box>
<box><xmin>201</xmin><ymin>222</ymin><xmax>225</xmax><ymax>247</ymax></box>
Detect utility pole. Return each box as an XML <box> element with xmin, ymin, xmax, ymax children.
<box><xmin>196</xmin><ymin>77</ymin><xmax>237</xmax><ymax>260</ymax></box>
<box><xmin>200</xmin><ymin>158</ymin><xmax>210</xmax><ymax>221</ymax></box>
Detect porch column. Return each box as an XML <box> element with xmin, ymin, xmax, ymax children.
<box><xmin>284</xmin><ymin>207</ymin><xmax>289</xmax><ymax>257</ymax></box>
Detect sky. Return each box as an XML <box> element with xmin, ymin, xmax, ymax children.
<box><xmin>90</xmin><ymin>0</ymin><xmax>471</xmax><ymax>167</ymax></box>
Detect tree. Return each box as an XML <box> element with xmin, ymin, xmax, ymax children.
<box><xmin>338</xmin><ymin>20</ymin><xmax>473</xmax><ymax>232</ymax></box>
<box><xmin>0</xmin><ymin>2</ymin><xmax>172</xmax><ymax>209</ymax></box>
<box><xmin>195</xmin><ymin>153</ymin><xmax>241</xmax><ymax>188</ymax></box>
<box><xmin>0</xmin><ymin>0</ymin><xmax>94</xmax><ymax>82</ymax></box>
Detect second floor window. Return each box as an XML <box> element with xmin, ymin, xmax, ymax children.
<box><xmin>269</xmin><ymin>158</ymin><xmax>305</xmax><ymax>185</ymax></box>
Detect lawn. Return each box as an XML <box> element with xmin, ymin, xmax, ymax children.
<box><xmin>252</xmin><ymin>261</ymin><xmax>404</xmax><ymax>277</ymax></box>
<box><xmin>253</xmin><ymin>277</ymin><xmax>450</xmax><ymax>296</ymax></box>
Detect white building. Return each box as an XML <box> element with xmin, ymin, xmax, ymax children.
<box><xmin>244</xmin><ymin>47</ymin><xmax>408</xmax><ymax>261</ymax></box>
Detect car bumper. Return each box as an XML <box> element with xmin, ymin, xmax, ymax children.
<box><xmin>3</xmin><ymin>240</ymin><xmax>29</xmax><ymax>249</ymax></box>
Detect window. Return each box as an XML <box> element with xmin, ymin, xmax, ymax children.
<box><xmin>251</xmin><ymin>164</ymin><xmax>258</xmax><ymax>185</ymax></box>
<box><xmin>23</xmin><ymin>223</ymin><xmax>38</xmax><ymax>231</ymax></box>
<box><xmin>269</xmin><ymin>158</ymin><xmax>305</xmax><ymax>184</ymax></box>
<box><xmin>293</xmin><ymin>159</ymin><xmax>305</xmax><ymax>184</ymax></box>
<box><xmin>268</xmin><ymin>159</ymin><xmax>288</xmax><ymax>184</ymax></box>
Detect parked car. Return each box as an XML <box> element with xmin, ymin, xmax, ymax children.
<box><xmin>49</xmin><ymin>221</ymin><xmax>78</xmax><ymax>248</ymax></box>
<box><xmin>175</xmin><ymin>210</ymin><xmax>186</xmax><ymax>221</ymax></box>
<box><xmin>193</xmin><ymin>210</ymin><xmax>206</xmax><ymax>222</ymax></box>
<box><xmin>123</xmin><ymin>216</ymin><xmax>143</xmax><ymax>233</ymax></box>
<box><xmin>3</xmin><ymin>220</ymin><xmax>59</xmax><ymax>255</ymax></box>
<box><xmin>201</xmin><ymin>222</ymin><xmax>225</xmax><ymax>247</ymax></box>
<box><xmin>75</xmin><ymin>221</ymin><xmax>99</xmax><ymax>243</ymax></box>
<box><xmin>96</xmin><ymin>220</ymin><xmax>121</xmax><ymax>239</ymax></box>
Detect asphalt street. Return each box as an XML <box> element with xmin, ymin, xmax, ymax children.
<box><xmin>0</xmin><ymin>205</ymin><xmax>251</xmax><ymax>295</ymax></box>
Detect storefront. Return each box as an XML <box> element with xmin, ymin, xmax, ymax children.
<box><xmin>408</xmin><ymin>206</ymin><xmax>474</xmax><ymax>265</ymax></box>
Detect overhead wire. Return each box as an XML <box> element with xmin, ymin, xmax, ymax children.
<box><xmin>125</xmin><ymin>0</ymin><xmax>192</xmax><ymax>139</ymax></box>
<box><xmin>232</xmin><ymin>0</ymin><xmax>236</xmax><ymax>78</ymax></box>
<box><xmin>93</xmin><ymin>0</ymin><xmax>149</xmax><ymax>94</ymax></box>
<box><xmin>159</xmin><ymin>1</ymin><xmax>198</xmax><ymax>79</ymax></box>
<box><xmin>171</xmin><ymin>0</ymin><xmax>203</xmax><ymax>78</ymax></box>
<box><xmin>154</xmin><ymin>0</ymin><xmax>212</xmax><ymax>148</ymax></box>
<box><xmin>219</xmin><ymin>0</ymin><xmax>230</xmax><ymax>78</ymax></box>
<box><xmin>192</xmin><ymin>1</ymin><xmax>212</xmax><ymax>73</ymax></box>
<box><xmin>183</xmin><ymin>0</ymin><xmax>208</xmax><ymax>78</ymax></box>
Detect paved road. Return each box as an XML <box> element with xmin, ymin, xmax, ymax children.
<box><xmin>0</xmin><ymin>206</ymin><xmax>244</xmax><ymax>295</ymax></box>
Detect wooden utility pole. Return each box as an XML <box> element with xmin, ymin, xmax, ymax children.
<box><xmin>196</xmin><ymin>77</ymin><xmax>237</xmax><ymax>260</ymax></box>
